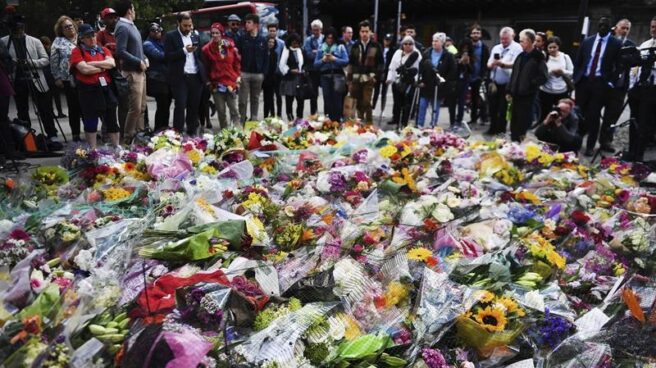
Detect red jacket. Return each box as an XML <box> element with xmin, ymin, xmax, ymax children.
<box><xmin>202</xmin><ymin>40</ymin><xmax>241</xmax><ymax>89</ymax></box>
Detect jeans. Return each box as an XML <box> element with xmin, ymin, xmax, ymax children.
<box><xmin>62</xmin><ymin>81</ymin><xmax>81</xmax><ymax>138</ymax></box>
<box><xmin>123</xmin><ymin>70</ymin><xmax>147</xmax><ymax>141</ymax></box>
<box><xmin>308</xmin><ymin>70</ymin><xmax>320</xmax><ymax>115</ymax></box>
<box><xmin>320</xmin><ymin>75</ymin><xmax>343</xmax><ymax>122</ymax></box>
<box><xmin>171</xmin><ymin>73</ymin><xmax>202</xmax><ymax>135</ymax></box>
<box><xmin>417</xmin><ymin>96</ymin><xmax>441</xmax><ymax>128</ymax></box>
<box><xmin>153</xmin><ymin>92</ymin><xmax>172</xmax><ymax>132</ymax></box>
<box><xmin>238</xmin><ymin>72</ymin><xmax>264</xmax><ymax>122</ymax></box>
<box><xmin>212</xmin><ymin>90</ymin><xmax>240</xmax><ymax>129</ymax></box>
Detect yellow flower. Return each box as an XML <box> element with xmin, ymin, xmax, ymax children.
<box><xmin>339</xmin><ymin>313</ymin><xmax>362</xmax><ymax>340</ymax></box>
<box><xmin>497</xmin><ymin>296</ymin><xmax>523</xmax><ymax>316</ymax></box>
<box><xmin>399</xmin><ymin>144</ymin><xmax>412</xmax><ymax>158</ymax></box>
<box><xmin>546</xmin><ymin>249</ymin><xmax>566</xmax><ymax>270</ymax></box>
<box><xmin>408</xmin><ymin>247</ymin><xmax>433</xmax><ymax>262</ymax></box>
<box><xmin>613</xmin><ymin>263</ymin><xmax>626</xmax><ymax>276</ymax></box>
<box><xmin>391</xmin><ymin>168</ymin><xmax>416</xmax><ymax>192</ymax></box>
<box><xmin>201</xmin><ymin>165</ymin><xmax>217</xmax><ymax>175</ymax></box>
<box><xmin>525</xmin><ymin>144</ymin><xmax>541</xmax><ymax>162</ymax></box>
<box><xmin>516</xmin><ymin>191</ymin><xmax>541</xmax><ymax>205</ymax></box>
<box><xmin>186</xmin><ymin>149</ymin><xmax>203</xmax><ymax>164</ymax></box>
<box><xmin>476</xmin><ymin>290</ymin><xmax>496</xmax><ymax>304</ymax></box>
<box><xmin>196</xmin><ymin>197</ymin><xmax>215</xmax><ymax>215</ymax></box>
<box><xmin>380</xmin><ymin>145</ymin><xmax>398</xmax><ymax>158</ymax></box>
<box><xmin>385</xmin><ymin>281</ymin><xmax>409</xmax><ymax>307</ymax></box>
<box><xmin>102</xmin><ymin>187</ymin><xmax>131</xmax><ymax>202</ymax></box>
<box><xmin>474</xmin><ymin>306</ymin><xmax>508</xmax><ymax>332</ymax></box>
<box><xmin>242</xmin><ymin>192</ymin><xmax>267</xmax><ymax>209</ymax></box>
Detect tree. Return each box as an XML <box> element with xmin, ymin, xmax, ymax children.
<box><xmin>1</xmin><ymin>0</ymin><xmax>203</xmax><ymax>39</ymax></box>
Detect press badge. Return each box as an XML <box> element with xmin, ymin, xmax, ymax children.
<box><xmin>99</xmin><ymin>77</ymin><xmax>108</xmax><ymax>87</ymax></box>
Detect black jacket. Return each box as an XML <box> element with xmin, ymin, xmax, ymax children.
<box><xmin>164</xmin><ymin>29</ymin><xmax>208</xmax><ymax>83</ymax></box>
<box><xmin>418</xmin><ymin>48</ymin><xmax>457</xmax><ymax>99</ymax></box>
<box><xmin>348</xmin><ymin>40</ymin><xmax>384</xmax><ymax>81</ymax></box>
<box><xmin>573</xmin><ymin>34</ymin><xmax>622</xmax><ymax>85</ymax></box>
<box><xmin>509</xmin><ymin>48</ymin><xmax>548</xmax><ymax>97</ymax></box>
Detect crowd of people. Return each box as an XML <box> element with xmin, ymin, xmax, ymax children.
<box><xmin>1</xmin><ymin>0</ymin><xmax>656</xmax><ymax>163</ymax></box>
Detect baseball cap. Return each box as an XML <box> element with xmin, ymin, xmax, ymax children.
<box><xmin>100</xmin><ymin>8</ymin><xmax>117</xmax><ymax>19</ymax></box>
<box><xmin>227</xmin><ymin>14</ymin><xmax>241</xmax><ymax>22</ymax></box>
<box><xmin>78</xmin><ymin>24</ymin><xmax>95</xmax><ymax>37</ymax></box>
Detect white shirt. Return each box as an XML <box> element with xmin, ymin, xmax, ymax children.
<box><xmin>279</xmin><ymin>47</ymin><xmax>303</xmax><ymax>75</ymax></box>
<box><xmin>630</xmin><ymin>38</ymin><xmax>656</xmax><ymax>88</ymax></box>
<box><xmin>386</xmin><ymin>48</ymin><xmax>422</xmax><ymax>83</ymax></box>
<box><xmin>585</xmin><ymin>33</ymin><xmax>610</xmax><ymax>77</ymax></box>
<box><xmin>179</xmin><ymin>29</ymin><xmax>198</xmax><ymax>74</ymax></box>
<box><xmin>488</xmin><ymin>41</ymin><xmax>522</xmax><ymax>85</ymax></box>
<box><xmin>540</xmin><ymin>52</ymin><xmax>574</xmax><ymax>94</ymax></box>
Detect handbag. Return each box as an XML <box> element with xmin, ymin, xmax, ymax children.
<box><xmin>332</xmin><ymin>73</ymin><xmax>346</xmax><ymax>94</ymax></box>
<box><xmin>562</xmin><ymin>74</ymin><xmax>575</xmax><ymax>94</ymax></box>
<box><xmin>110</xmin><ymin>68</ymin><xmax>130</xmax><ymax>98</ymax></box>
<box><xmin>296</xmin><ymin>73</ymin><xmax>316</xmax><ymax>100</ymax></box>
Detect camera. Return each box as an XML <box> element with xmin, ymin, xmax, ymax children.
<box><xmin>494</xmin><ymin>53</ymin><xmax>501</xmax><ymax>60</ymax></box>
<box><xmin>550</xmin><ymin>106</ymin><xmax>562</xmax><ymax>117</ymax></box>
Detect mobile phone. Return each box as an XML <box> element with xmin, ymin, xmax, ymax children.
<box><xmin>192</xmin><ymin>37</ymin><xmax>199</xmax><ymax>47</ymax></box>
<box><xmin>494</xmin><ymin>53</ymin><xmax>501</xmax><ymax>60</ymax></box>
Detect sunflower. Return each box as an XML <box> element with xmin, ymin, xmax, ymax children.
<box><xmin>475</xmin><ymin>290</ymin><xmax>496</xmax><ymax>304</ymax></box>
<box><xmin>474</xmin><ymin>306</ymin><xmax>507</xmax><ymax>332</ymax></box>
<box><xmin>496</xmin><ymin>297</ymin><xmax>525</xmax><ymax>317</ymax></box>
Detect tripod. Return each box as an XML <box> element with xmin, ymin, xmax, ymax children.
<box><xmin>10</xmin><ymin>35</ymin><xmax>67</xmax><ymax>155</ymax></box>
<box><xmin>590</xmin><ymin>97</ymin><xmax>631</xmax><ymax>164</ymax></box>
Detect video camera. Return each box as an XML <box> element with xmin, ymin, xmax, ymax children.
<box><xmin>620</xmin><ymin>45</ymin><xmax>656</xmax><ymax>68</ymax></box>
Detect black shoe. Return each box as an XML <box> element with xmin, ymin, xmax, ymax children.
<box><xmin>600</xmin><ymin>143</ymin><xmax>615</xmax><ymax>153</ymax></box>
<box><xmin>583</xmin><ymin>148</ymin><xmax>594</xmax><ymax>157</ymax></box>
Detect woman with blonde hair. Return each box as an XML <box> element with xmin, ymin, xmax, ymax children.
<box><xmin>51</xmin><ymin>15</ymin><xmax>82</xmax><ymax>141</ymax></box>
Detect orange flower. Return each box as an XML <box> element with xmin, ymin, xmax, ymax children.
<box><xmin>302</xmin><ymin>229</ymin><xmax>315</xmax><ymax>241</ymax></box>
<box><xmin>322</xmin><ymin>213</ymin><xmax>334</xmax><ymax>225</ymax></box>
<box><xmin>5</xmin><ymin>178</ymin><xmax>15</xmax><ymax>190</ymax></box>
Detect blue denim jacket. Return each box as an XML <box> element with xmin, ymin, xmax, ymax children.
<box><xmin>313</xmin><ymin>43</ymin><xmax>349</xmax><ymax>72</ymax></box>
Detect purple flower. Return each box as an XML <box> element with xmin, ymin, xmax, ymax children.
<box><xmin>353</xmin><ymin>171</ymin><xmax>369</xmax><ymax>183</ymax></box>
<box><xmin>422</xmin><ymin>347</ymin><xmax>449</xmax><ymax>368</ymax></box>
<box><xmin>352</xmin><ymin>149</ymin><xmax>368</xmax><ymax>163</ymax></box>
<box><xmin>219</xmin><ymin>169</ymin><xmax>239</xmax><ymax>179</ymax></box>
<box><xmin>328</xmin><ymin>171</ymin><xmax>347</xmax><ymax>193</ymax></box>
<box><xmin>507</xmin><ymin>204</ymin><xmax>538</xmax><ymax>225</ymax></box>
<box><xmin>538</xmin><ymin>308</ymin><xmax>573</xmax><ymax>348</ymax></box>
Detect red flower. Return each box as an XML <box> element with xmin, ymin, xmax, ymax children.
<box><xmin>423</xmin><ymin>218</ymin><xmax>439</xmax><ymax>232</ymax></box>
<box><xmin>571</xmin><ymin>210</ymin><xmax>590</xmax><ymax>226</ymax></box>
<box><xmin>554</xmin><ymin>225</ymin><xmax>571</xmax><ymax>236</ymax></box>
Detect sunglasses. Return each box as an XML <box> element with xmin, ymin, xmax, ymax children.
<box><xmin>403</xmin><ymin>42</ymin><xmax>413</xmax><ymax>45</ymax></box>
<box><xmin>63</xmin><ymin>24</ymin><xmax>75</xmax><ymax>30</ymax></box>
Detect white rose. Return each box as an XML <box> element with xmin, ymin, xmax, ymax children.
<box><xmin>431</xmin><ymin>203</ymin><xmax>454</xmax><ymax>223</ymax></box>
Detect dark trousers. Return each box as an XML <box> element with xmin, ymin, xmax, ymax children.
<box><xmin>601</xmin><ymin>87</ymin><xmax>628</xmax><ymax>144</ymax></box>
<box><xmin>263</xmin><ymin>74</ymin><xmax>282</xmax><ymax>117</ymax></box>
<box><xmin>62</xmin><ymin>81</ymin><xmax>81</xmax><ymax>138</ymax></box>
<box><xmin>172</xmin><ymin>74</ymin><xmax>202</xmax><ymax>135</ymax></box>
<box><xmin>0</xmin><ymin>94</ymin><xmax>16</xmax><ymax>155</ymax></box>
<box><xmin>153</xmin><ymin>92</ymin><xmax>172</xmax><ymax>132</ymax></box>
<box><xmin>372</xmin><ymin>79</ymin><xmax>389</xmax><ymax>110</ymax></box>
<box><xmin>455</xmin><ymin>79</ymin><xmax>468</xmax><ymax>123</ymax></box>
<box><xmin>626</xmin><ymin>88</ymin><xmax>641</xmax><ymax>160</ymax></box>
<box><xmin>576</xmin><ymin>77</ymin><xmax>611</xmax><ymax>150</ymax></box>
<box><xmin>285</xmin><ymin>95</ymin><xmax>304</xmax><ymax>120</ymax></box>
<box><xmin>199</xmin><ymin>85</ymin><xmax>211</xmax><ymax>128</ymax></box>
<box><xmin>392</xmin><ymin>83</ymin><xmax>414</xmax><ymax>126</ymax></box>
<box><xmin>469</xmin><ymin>78</ymin><xmax>488</xmax><ymax>123</ymax></box>
<box><xmin>308</xmin><ymin>71</ymin><xmax>320</xmax><ymax>115</ymax></box>
<box><xmin>538</xmin><ymin>90</ymin><xmax>569</xmax><ymax>123</ymax></box>
<box><xmin>13</xmin><ymin>79</ymin><xmax>57</xmax><ymax>137</ymax></box>
<box><xmin>321</xmin><ymin>75</ymin><xmax>343</xmax><ymax>122</ymax></box>
<box><xmin>631</xmin><ymin>86</ymin><xmax>656</xmax><ymax>162</ymax></box>
<box><xmin>488</xmin><ymin>83</ymin><xmax>508</xmax><ymax>134</ymax></box>
<box><xmin>510</xmin><ymin>94</ymin><xmax>535</xmax><ymax>142</ymax></box>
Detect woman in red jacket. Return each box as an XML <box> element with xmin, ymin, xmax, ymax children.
<box><xmin>202</xmin><ymin>22</ymin><xmax>241</xmax><ymax>129</ymax></box>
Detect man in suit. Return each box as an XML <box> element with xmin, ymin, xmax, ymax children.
<box><xmin>573</xmin><ymin>16</ymin><xmax>622</xmax><ymax>156</ymax></box>
<box><xmin>600</xmin><ymin>18</ymin><xmax>636</xmax><ymax>153</ymax></box>
<box><xmin>164</xmin><ymin>12</ymin><xmax>207</xmax><ymax>136</ymax></box>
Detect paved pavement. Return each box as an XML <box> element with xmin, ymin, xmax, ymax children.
<box><xmin>0</xmin><ymin>89</ymin><xmax>645</xmax><ymax>173</ymax></box>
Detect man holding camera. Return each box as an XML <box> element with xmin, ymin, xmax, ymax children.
<box><xmin>625</xmin><ymin>16</ymin><xmax>656</xmax><ymax>162</ymax></box>
<box><xmin>165</xmin><ymin>12</ymin><xmax>206</xmax><ymax>136</ymax></box>
<box><xmin>534</xmin><ymin>98</ymin><xmax>582</xmax><ymax>152</ymax></box>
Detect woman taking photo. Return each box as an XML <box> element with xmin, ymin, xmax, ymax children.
<box><xmin>314</xmin><ymin>27</ymin><xmax>349</xmax><ymax>122</ymax></box>
<box><xmin>538</xmin><ymin>36</ymin><xmax>573</xmax><ymax>122</ymax></box>
<box><xmin>263</xmin><ymin>37</ymin><xmax>280</xmax><ymax>118</ymax></box>
<box><xmin>202</xmin><ymin>22</ymin><xmax>241</xmax><ymax>129</ymax></box>
<box><xmin>51</xmin><ymin>16</ymin><xmax>82</xmax><ymax>141</ymax></box>
<box><xmin>386</xmin><ymin>35</ymin><xmax>421</xmax><ymax>128</ymax></box>
<box><xmin>279</xmin><ymin>33</ymin><xmax>304</xmax><ymax>121</ymax></box>
<box><xmin>69</xmin><ymin>24</ymin><xmax>119</xmax><ymax>148</ymax></box>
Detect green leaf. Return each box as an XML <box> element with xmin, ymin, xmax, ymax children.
<box><xmin>337</xmin><ymin>334</ymin><xmax>388</xmax><ymax>360</ymax></box>
<box><xmin>18</xmin><ymin>284</ymin><xmax>61</xmax><ymax>320</ymax></box>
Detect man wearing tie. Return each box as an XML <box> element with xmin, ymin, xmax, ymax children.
<box><xmin>573</xmin><ymin>16</ymin><xmax>622</xmax><ymax>156</ymax></box>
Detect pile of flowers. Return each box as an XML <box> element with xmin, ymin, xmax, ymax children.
<box><xmin>0</xmin><ymin>120</ymin><xmax>655</xmax><ymax>367</ymax></box>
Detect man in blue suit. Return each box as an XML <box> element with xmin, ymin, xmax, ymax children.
<box><xmin>573</xmin><ymin>16</ymin><xmax>622</xmax><ymax>156</ymax></box>
<box><xmin>164</xmin><ymin>12</ymin><xmax>207</xmax><ymax>136</ymax></box>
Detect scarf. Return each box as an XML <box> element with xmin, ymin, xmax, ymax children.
<box><xmin>321</xmin><ymin>43</ymin><xmax>337</xmax><ymax>55</ymax></box>
<box><xmin>80</xmin><ymin>43</ymin><xmax>105</xmax><ymax>57</ymax></box>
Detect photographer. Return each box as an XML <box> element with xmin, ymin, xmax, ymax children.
<box><xmin>386</xmin><ymin>35</ymin><xmax>421</xmax><ymax>127</ymax></box>
<box><xmin>534</xmin><ymin>98</ymin><xmax>582</xmax><ymax>152</ymax></box>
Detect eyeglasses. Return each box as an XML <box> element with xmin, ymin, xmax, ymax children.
<box><xmin>63</xmin><ymin>24</ymin><xmax>74</xmax><ymax>30</ymax></box>
<box><xmin>403</xmin><ymin>42</ymin><xmax>413</xmax><ymax>45</ymax></box>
